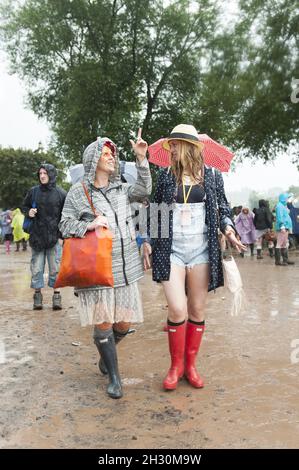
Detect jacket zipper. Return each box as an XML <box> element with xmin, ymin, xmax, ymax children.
<box><xmin>99</xmin><ymin>188</ymin><xmax>129</xmax><ymax>286</ymax></box>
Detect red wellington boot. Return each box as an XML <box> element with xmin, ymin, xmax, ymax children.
<box><xmin>163</xmin><ymin>322</ymin><xmax>186</xmax><ymax>390</ymax></box>
<box><xmin>185</xmin><ymin>321</ymin><xmax>205</xmax><ymax>388</ymax></box>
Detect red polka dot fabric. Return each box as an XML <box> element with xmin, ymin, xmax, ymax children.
<box><xmin>148</xmin><ymin>135</ymin><xmax>234</xmax><ymax>172</ymax></box>
<box><xmin>148</xmin><ymin>138</ymin><xmax>170</xmax><ymax>168</ymax></box>
<box><xmin>198</xmin><ymin>134</ymin><xmax>233</xmax><ymax>173</ymax></box>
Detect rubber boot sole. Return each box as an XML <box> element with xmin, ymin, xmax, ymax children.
<box><xmin>163</xmin><ymin>373</ymin><xmax>184</xmax><ymax>390</ymax></box>
<box><xmin>185</xmin><ymin>375</ymin><xmax>204</xmax><ymax>388</ymax></box>
<box><xmin>53</xmin><ymin>305</ymin><xmax>62</xmax><ymax>311</ymax></box>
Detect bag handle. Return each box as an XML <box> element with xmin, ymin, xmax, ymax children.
<box><xmin>82</xmin><ymin>183</ymin><xmax>97</xmax><ymax>216</ymax></box>
<box><xmin>32</xmin><ymin>186</ymin><xmax>39</xmax><ymax>209</ymax></box>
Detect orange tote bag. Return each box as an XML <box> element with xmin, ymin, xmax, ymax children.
<box><xmin>55</xmin><ymin>184</ymin><xmax>113</xmax><ymax>288</ymax></box>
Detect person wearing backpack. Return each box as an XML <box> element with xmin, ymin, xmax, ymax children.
<box><xmin>22</xmin><ymin>164</ymin><xmax>66</xmax><ymax>310</ymax></box>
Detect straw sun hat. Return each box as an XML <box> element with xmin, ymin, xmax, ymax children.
<box><xmin>162</xmin><ymin>124</ymin><xmax>204</xmax><ymax>152</ymax></box>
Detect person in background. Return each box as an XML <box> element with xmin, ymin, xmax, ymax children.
<box><xmin>234</xmin><ymin>206</ymin><xmax>256</xmax><ymax>257</ymax></box>
<box><xmin>253</xmin><ymin>199</ymin><xmax>274</xmax><ymax>259</ymax></box>
<box><xmin>287</xmin><ymin>200</ymin><xmax>299</xmax><ymax>250</ymax></box>
<box><xmin>232</xmin><ymin>206</ymin><xmax>242</xmax><ymax>223</ymax></box>
<box><xmin>132</xmin><ymin>199</ymin><xmax>150</xmax><ymax>251</ymax></box>
<box><xmin>274</xmin><ymin>193</ymin><xmax>294</xmax><ymax>266</ymax></box>
<box><xmin>11</xmin><ymin>208</ymin><xmax>29</xmax><ymax>251</ymax></box>
<box><xmin>22</xmin><ymin>164</ymin><xmax>66</xmax><ymax>310</ymax></box>
<box><xmin>0</xmin><ymin>210</ymin><xmax>13</xmax><ymax>254</ymax></box>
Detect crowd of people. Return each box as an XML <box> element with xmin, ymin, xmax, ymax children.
<box><xmin>232</xmin><ymin>195</ymin><xmax>298</xmax><ymax>266</ymax></box>
<box><xmin>0</xmin><ymin>124</ymin><xmax>297</xmax><ymax>400</ymax></box>
<box><xmin>0</xmin><ymin>208</ymin><xmax>29</xmax><ymax>253</ymax></box>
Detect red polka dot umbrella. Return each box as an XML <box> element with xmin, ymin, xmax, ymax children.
<box><xmin>198</xmin><ymin>134</ymin><xmax>234</xmax><ymax>172</ymax></box>
<box><xmin>148</xmin><ymin>138</ymin><xmax>170</xmax><ymax>168</ymax></box>
<box><xmin>148</xmin><ymin>134</ymin><xmax>234</xmax><ymax>172</ymax></box>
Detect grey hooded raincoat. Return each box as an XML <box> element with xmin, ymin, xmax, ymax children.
<box><xmin>59</xmin><ymin>138</ymin><xmax>152</xmax><ymax>291</ymax></box>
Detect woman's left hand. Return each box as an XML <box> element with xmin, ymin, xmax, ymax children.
<box><xmin>130</xmin><ymin>128</ymin><xmax>148</xmax><ymax>162</ymax></box>
<box><xmin>225</xmin><ymin>228</ymin><xmax>247</xmax><ymax>253</ymax></box>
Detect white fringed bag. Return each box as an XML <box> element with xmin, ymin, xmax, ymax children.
<box><xmin>212</xmin><ymin>168</ymin><xmax>246</xmax><ymax>316</ymax></box>
<box><xmin>222</xmin><ymin>254</ymin><xmax>246</xmax><ymax>316</ymax></box>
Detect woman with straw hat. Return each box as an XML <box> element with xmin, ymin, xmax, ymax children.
<box><xmin>143</xmin><ymin>124</ymin><xmax>245</xmax><ymax>391</ymax></box>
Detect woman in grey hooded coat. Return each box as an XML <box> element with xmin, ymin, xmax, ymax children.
<box><xmin>59</xmin><ymin>130</ymin><xmax>151</xmax><ymax>398</ymax></box>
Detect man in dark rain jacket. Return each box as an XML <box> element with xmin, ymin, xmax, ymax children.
<box><xmin>23</xmin><ymin>164</ymin><xmax>66</xmax><ymax>310</ymax></box>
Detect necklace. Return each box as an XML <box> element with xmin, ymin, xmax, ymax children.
<box><xmin>182</xmin><ymin>179</ymin><xmax>193</xmax><ymax>204</ymax></box>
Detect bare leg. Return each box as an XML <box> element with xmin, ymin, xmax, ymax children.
<box><xmin>186</xmin><ymin>263</ymin><xmax>210</xmax><ymax>322</ymax></box>
<box><xmin>161</xmin><ymin>264</ymin><xmax>187</xmax><ymax>390</ymax></box>
<box><xmin>185</xmin><ymin>263</ymin><xmax>210</xmax><ymax>388</ymax></box>
<box><xmin>162</xmin><ymin>264</ymin><xmax>187</xmax><ymax>323</ymax></box>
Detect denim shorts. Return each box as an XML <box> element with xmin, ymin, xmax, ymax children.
<box><xmin>170</xmin><ymin>203</ymin><xmax>209</xmax><ymax>268</ymax></box>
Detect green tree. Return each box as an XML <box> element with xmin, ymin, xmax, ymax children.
<box><xmin>0</xmin><ymin>0</ymin><xmax>224</xmax><ymax>161</ymax></box>
<box><xmin>0</xmin><ymin>147</ymin><xmax>67</xmax><ymax>209</ymax></box>
<box><xmin>1</xmin><ymin>0</ymin><xmax>298</xmax><ymax>165</ymax></box>
<box><xmin>232</xmin><ymin>0</ymin><xmax>299</xmax><ymax>163</ymax></box>
<box><xmin>288</xmin><ymin>185</ymin><xmax>299</xmax><ymax>196</ymax></box>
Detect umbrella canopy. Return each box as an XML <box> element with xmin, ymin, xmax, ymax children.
<box><xmin>69</xmin><ymin>164</ymin><xmax>84</xmax><ymax>184</ymax></box>
<box><xmin>148</xmin><ymin>138</ymin><xmax>170</xmax><ymax>168</ymax></box>
<box><xmin>198</xmin><ymin>134</ymin><xmax>233</xmax><ymax>172</ymax></box>
<box><xmin>148</xmin><ymin>135</ymin><xmax>234</xmax><ymax>172</ymax></box>
<box><xmin>119</xmin><ymin>161</ymin><xmax>138</xmax><ymax>184</ymax></box>
<box><xmin>69</xmin><ymin>161</ymin><xmax>138</xmax><ymax>185</ymax></box>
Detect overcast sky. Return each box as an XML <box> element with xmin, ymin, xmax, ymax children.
<box><xmin>0</xmin><ymin>52</ymin><xmax>298</xmax><ymax>197</ymax></box>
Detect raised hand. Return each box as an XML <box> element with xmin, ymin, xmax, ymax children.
<box><xmin>129</xmin><ymin>128</ymin><xmax>148</xmax><ymax>162</ymax></box>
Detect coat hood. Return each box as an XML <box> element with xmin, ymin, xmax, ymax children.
<box><xmin>38</xmin><ymin>163</ymin><xmax>57</xmax><ymax>188</ymax></box>
<box><xmin>258</xmin><ymin>199</ymin><xmax>268</xmax><ymax>208</ymax></box>
<box><xmin>1</xmin><ymin>209</ymin><xmax>12</xmax><ymax>219</ymax></box>
<box><xmin>82</xmin><ymin>137</ymin><xmax>120</xmax><ymax>186</ymax></box>
<box><xmin>278</xmin><ymin>193</ymin><xmax>290</xmax><ymax>206</ymax></box>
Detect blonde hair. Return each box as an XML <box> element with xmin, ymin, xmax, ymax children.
<box><xmin>171</xmin><ymin>141</ymin><xmax>204</xmax><ymax>184</ymax></box>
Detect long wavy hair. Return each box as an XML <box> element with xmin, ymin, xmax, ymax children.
<box><xmin>170</xmin><ymin>141</ymin><xmax>204</xmax><ymax>184</ymax></box>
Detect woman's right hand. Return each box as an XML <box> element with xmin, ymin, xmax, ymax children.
<box><xmin>142</xmin><ymin>242</ymin><xmax>152</xmax><ymax>270</ymax></box>
<box><xmin>87</xmin><ymin>215</ymin><xmax>109</xmax><ymax>231</ymax></box>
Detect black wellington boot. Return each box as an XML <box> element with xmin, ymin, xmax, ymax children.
<box><xmin>268</xmin><ymin>247</ymin><xmax>274</xmax><ymax>257</ymax></box>
<box><xmin>281</xmin><ymin>248</ymin><xmax>295</xmax><ymax>265</ymax></box>
<box><xmin>97</xmin><ymin>327</ymin><xmax>135</xmax><ymax>375</ymax></box>
<box><xmin>275</xmin><ymin>248</ymin><xmax>284</xmax><ymax>266</ymax></box>
<box><xmin>257</xmin><ymin>249</ymin><xmax>263</xmax><ymax>259</ymax></box>
<box><xmin>93</xmin><ymin>328</ymin><xmax>123</xmax><ymax>399</ymax></box>
<box><xmin>52</xmin><ymin>292</ymin><xmax>62</xmax><ymax>310</ymax></box>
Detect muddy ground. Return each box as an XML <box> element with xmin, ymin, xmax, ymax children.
<box><xmin>0</xmin><ymin>246</ymin><xmax>298</xmax><ymax>449</ymax></box>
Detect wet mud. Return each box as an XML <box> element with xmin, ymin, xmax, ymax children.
<box><xmin>0</xmin><ymin>247</ymin><xmax>298</xmax><ymax>449</ymax></box>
